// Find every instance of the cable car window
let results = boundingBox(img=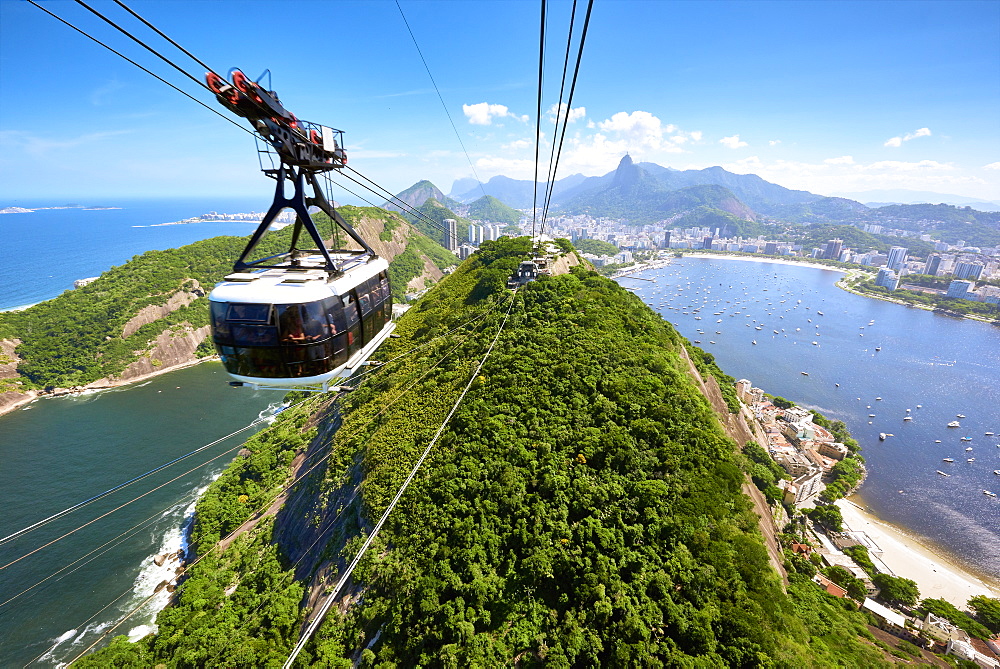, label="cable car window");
[210,302,231,341]
[276,304,327,343]
[357,286,372,316]
[342,293,360,326]
[379,274,390,302]
[230,324,278,347]
[226,303,272,323]
[323,296,346,334]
